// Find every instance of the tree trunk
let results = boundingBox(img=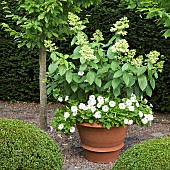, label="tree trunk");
[39,44,48,131]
